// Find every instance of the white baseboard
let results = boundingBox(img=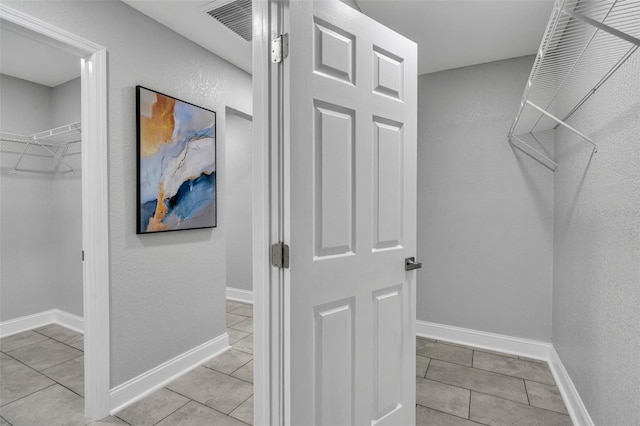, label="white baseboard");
[549,346,594,426]
[1,309,84,338]
[226,287,253,304]
[56,310,84,334]
[110,333,230,414]
[416,320,551,361]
